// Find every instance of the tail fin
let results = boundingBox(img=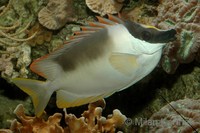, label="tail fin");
[12,78,52,117]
